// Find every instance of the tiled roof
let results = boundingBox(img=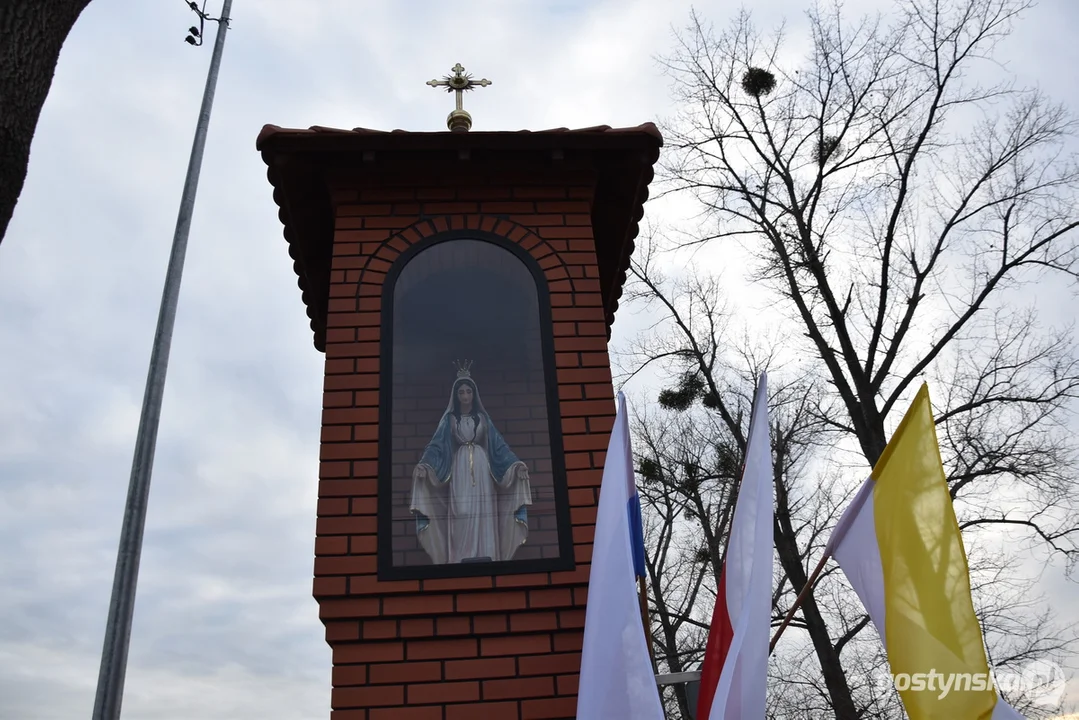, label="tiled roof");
[258,123,662,351]
[256,123,663,148]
